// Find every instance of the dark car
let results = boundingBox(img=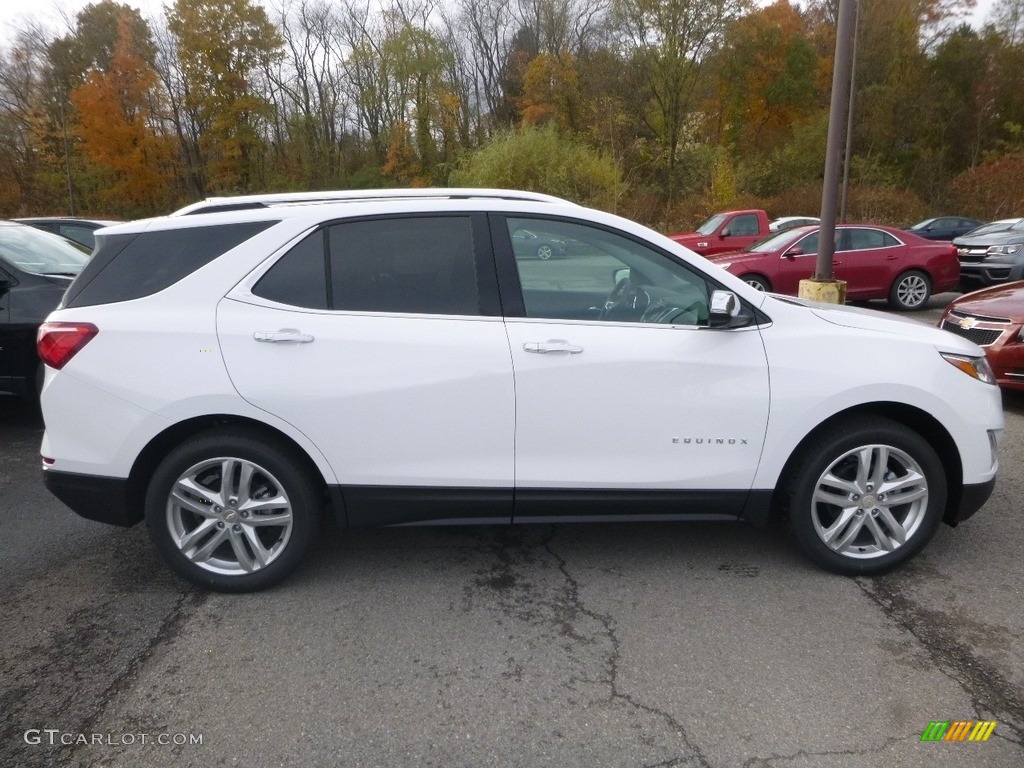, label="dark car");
[953,218,1024,286]
[940,281,1024,391]
[511,227,568,260]
[15,217,120,250]
[907,216,985,241]
[706,224,960,310]
[0,222,91,398]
